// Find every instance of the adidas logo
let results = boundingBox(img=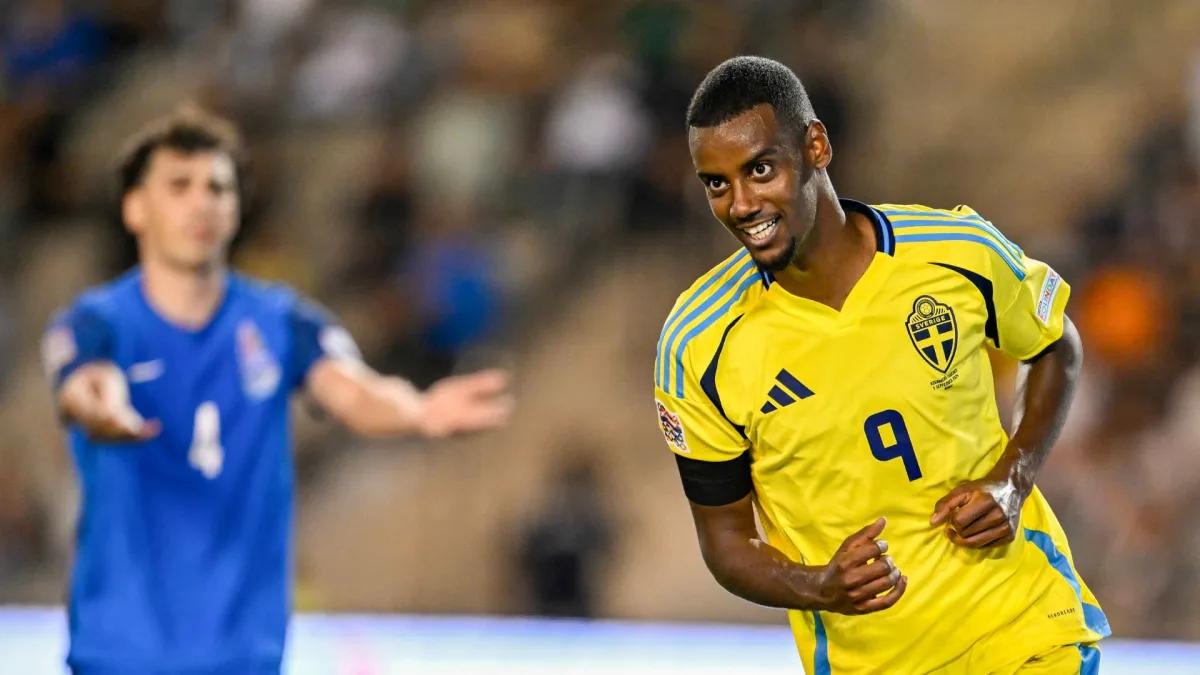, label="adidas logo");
[760,369,814,414]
